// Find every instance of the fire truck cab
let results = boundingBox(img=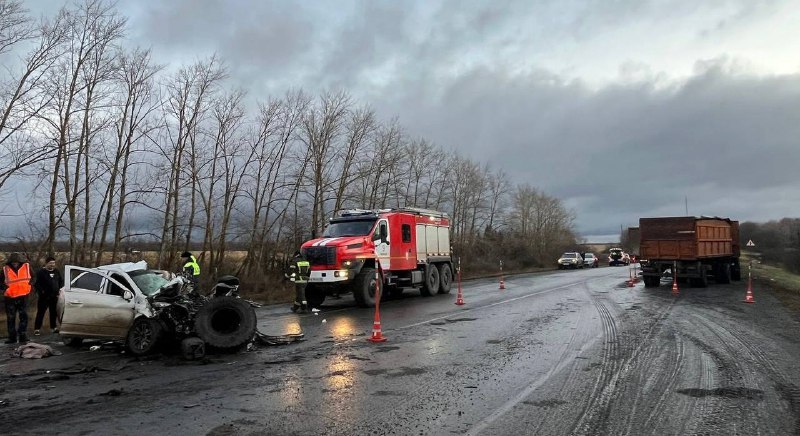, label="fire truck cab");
[300,208,453,308]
